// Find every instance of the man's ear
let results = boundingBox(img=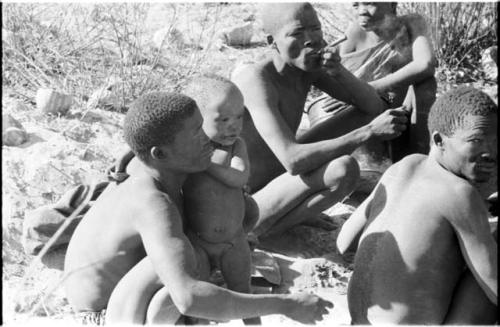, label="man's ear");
[431,131,444,149]
[266,35,274,46]
[150,146,166,160]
